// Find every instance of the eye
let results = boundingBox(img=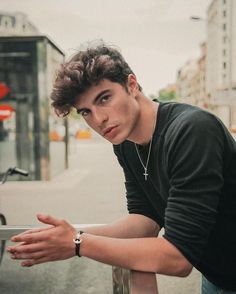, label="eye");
[77,109,90,117]
[99,95,110,104]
